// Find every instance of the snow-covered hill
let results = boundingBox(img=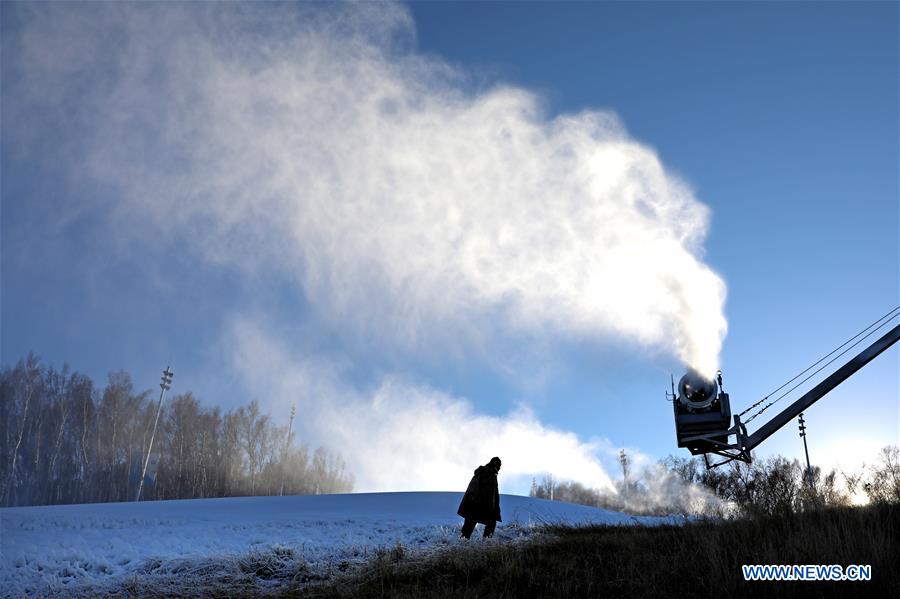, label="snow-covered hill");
[1,492,680,596]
